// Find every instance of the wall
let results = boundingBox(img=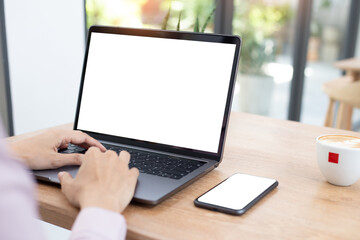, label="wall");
[3,0,86,134]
